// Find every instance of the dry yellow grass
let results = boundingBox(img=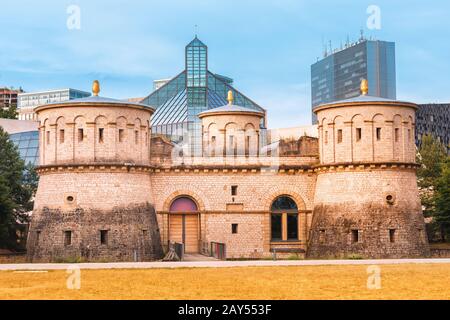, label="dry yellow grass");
[0,264,449,300]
